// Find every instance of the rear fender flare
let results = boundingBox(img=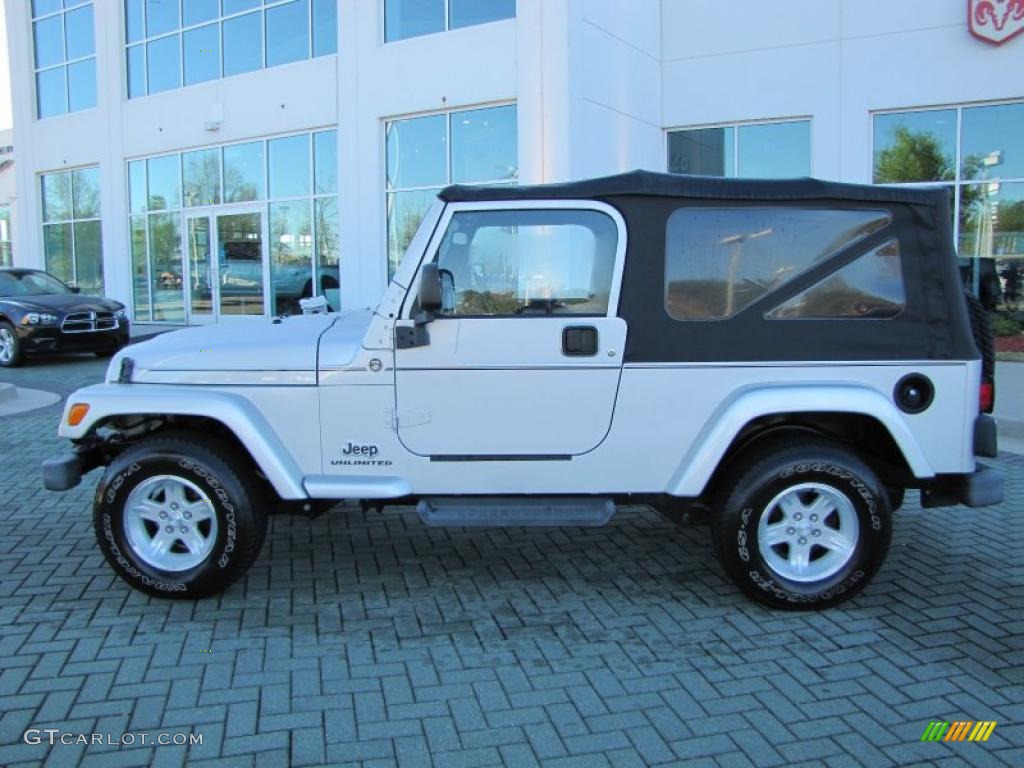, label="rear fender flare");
[666,384,933,497]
